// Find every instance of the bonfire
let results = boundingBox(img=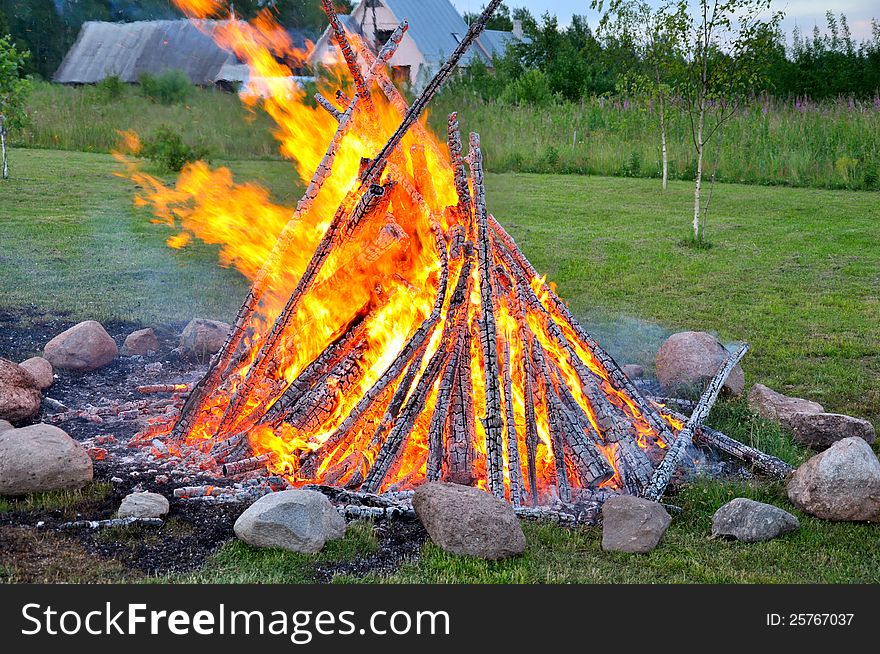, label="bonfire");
[118,0,788,521]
